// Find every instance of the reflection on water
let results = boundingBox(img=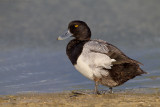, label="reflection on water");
[0,0,160,95]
